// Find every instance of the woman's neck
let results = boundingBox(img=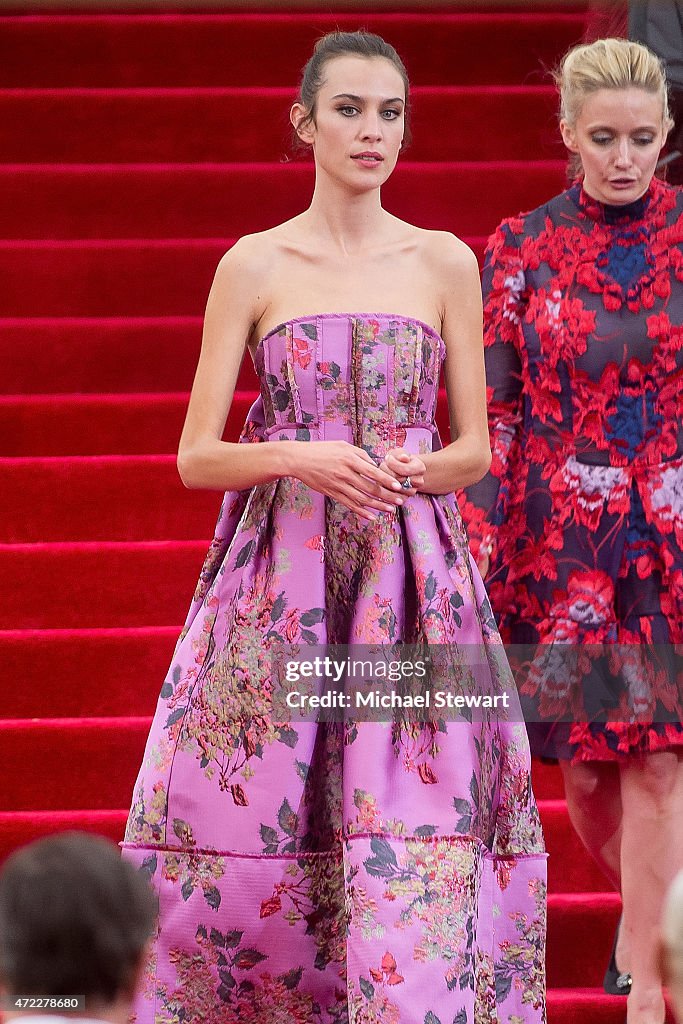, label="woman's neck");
[304,177,389,255]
